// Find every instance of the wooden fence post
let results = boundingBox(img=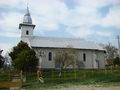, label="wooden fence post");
[105,68,107,74]
[9,70,10,81]
[37,70,39,82]
[64,70,66,81]
[74,69,76,80]
[20,70,23,82]
[92,70,94,77]
[84,71,86,79]
[52,69,54,82]
[111,66,113,73]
